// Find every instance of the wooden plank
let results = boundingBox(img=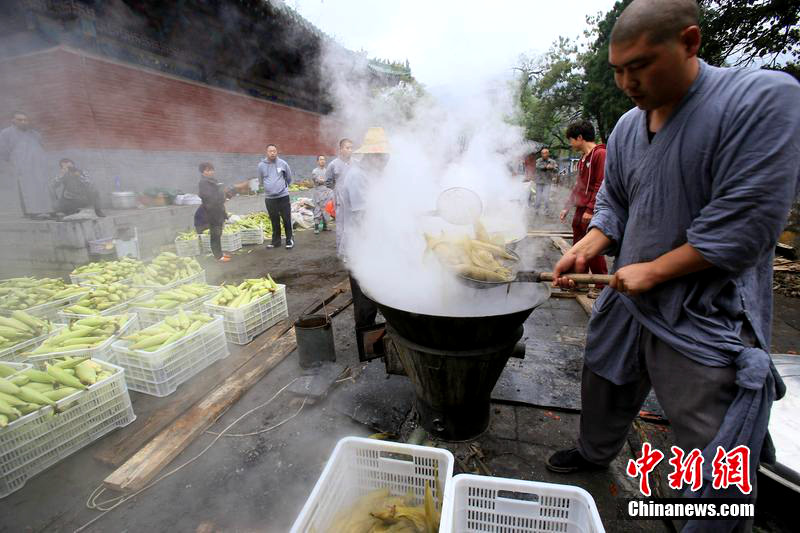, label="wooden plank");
[550,236,572,255]
[104,328,298,493]
[93,319,291,467]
